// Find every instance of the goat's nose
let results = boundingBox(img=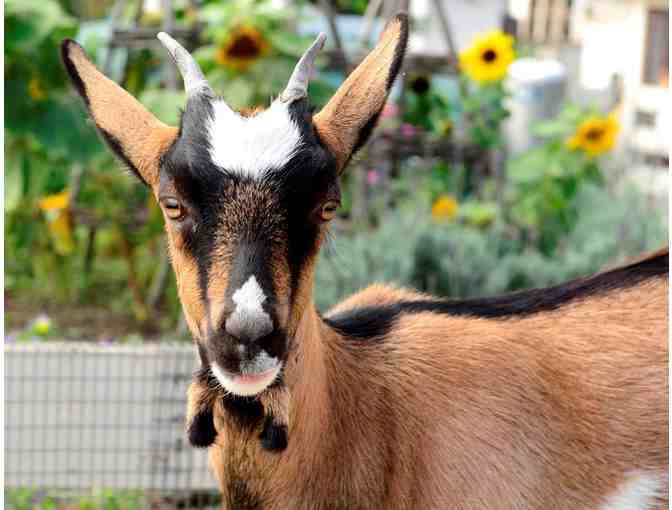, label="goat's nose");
[222,274,274,342]
[223,298,274,344]
[224,310,273,343]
